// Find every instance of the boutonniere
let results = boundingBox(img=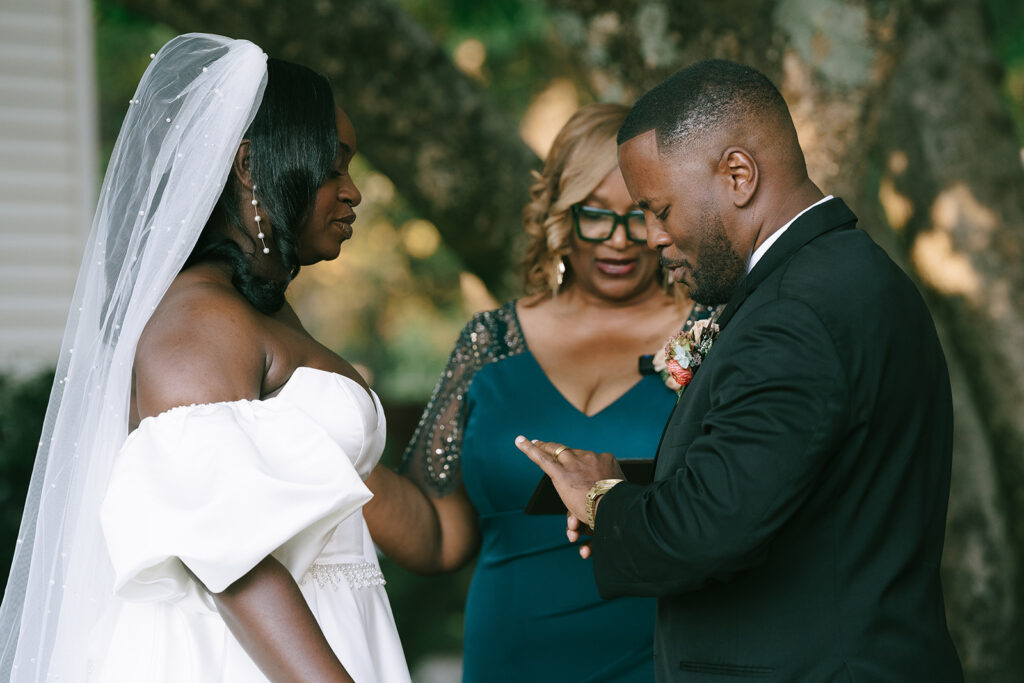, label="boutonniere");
[652,318,720,396]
